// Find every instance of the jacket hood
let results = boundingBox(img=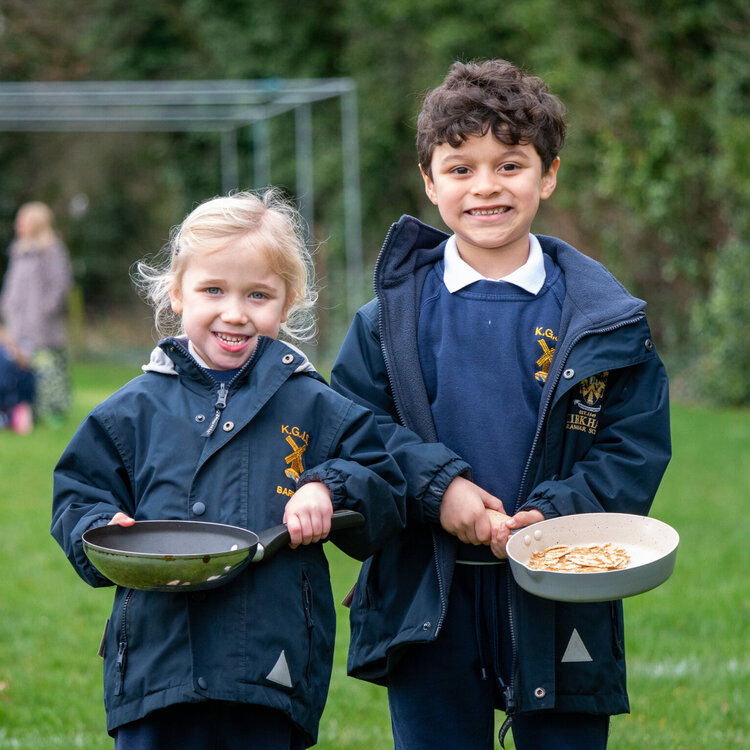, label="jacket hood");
[537,234,646,336]
[375,215,448,289]
[142,335,318,377]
